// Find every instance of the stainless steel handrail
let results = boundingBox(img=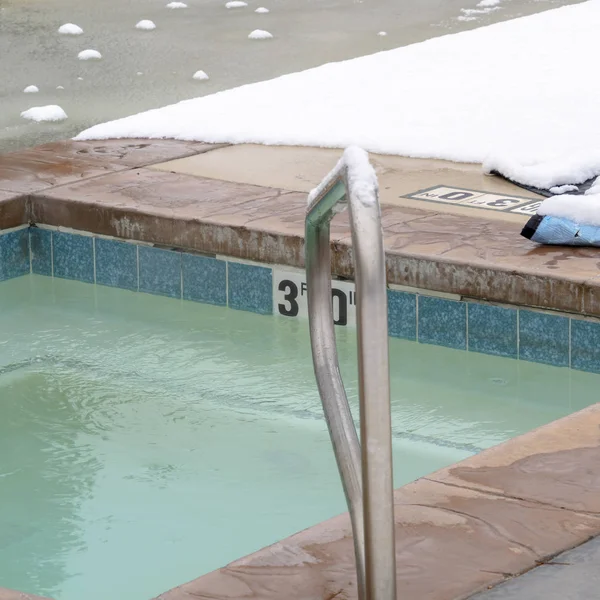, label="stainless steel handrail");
[305,146,396,600]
